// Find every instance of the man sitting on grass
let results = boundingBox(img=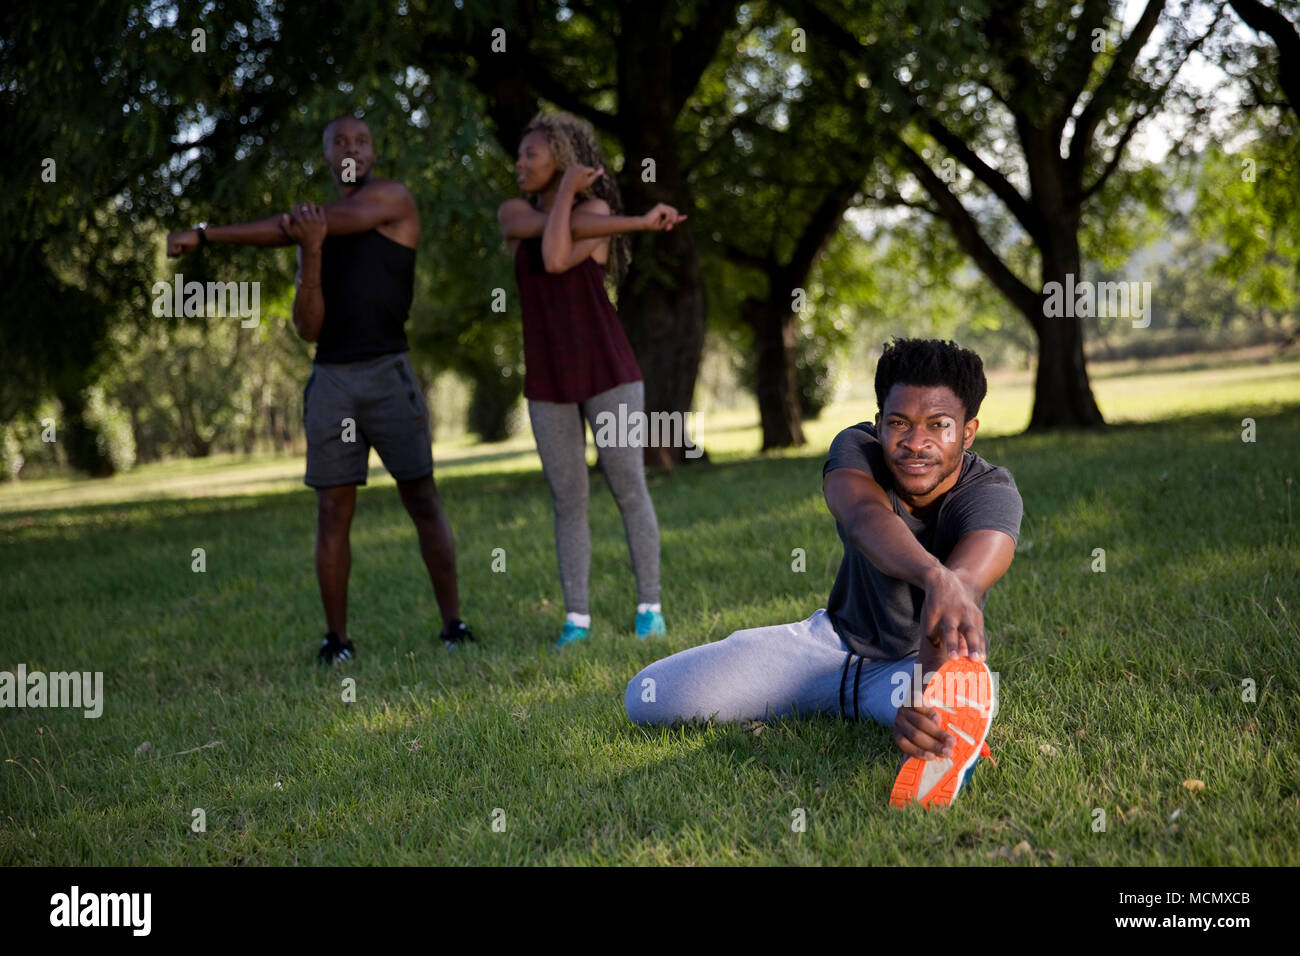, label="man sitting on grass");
[625,337,1023,807]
